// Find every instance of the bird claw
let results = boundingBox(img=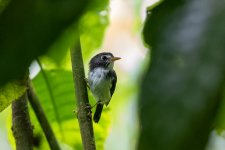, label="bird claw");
[74,103,94,120]
[87,110,92,119]
[85,103,92,119]
[85,103,92,109]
